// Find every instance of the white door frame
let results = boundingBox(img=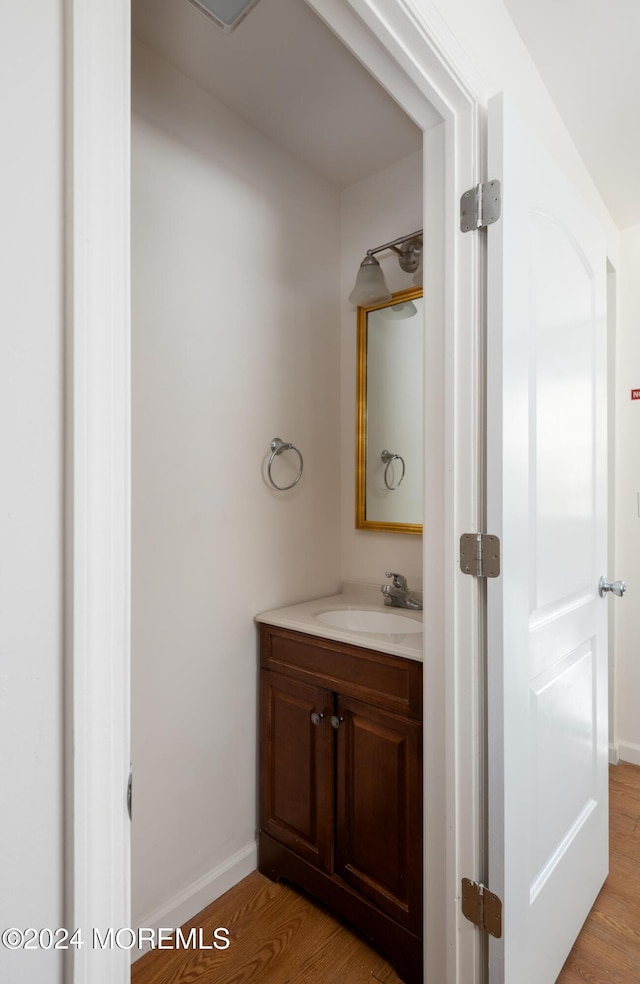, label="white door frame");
[65,2,131,983]
[65,1,486,982]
